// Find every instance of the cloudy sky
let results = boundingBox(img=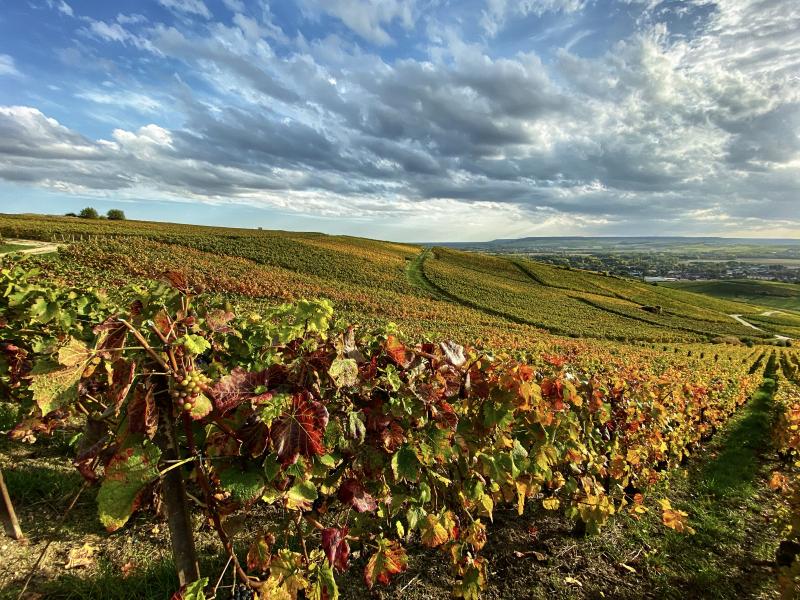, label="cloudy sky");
[0,0,798,241]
